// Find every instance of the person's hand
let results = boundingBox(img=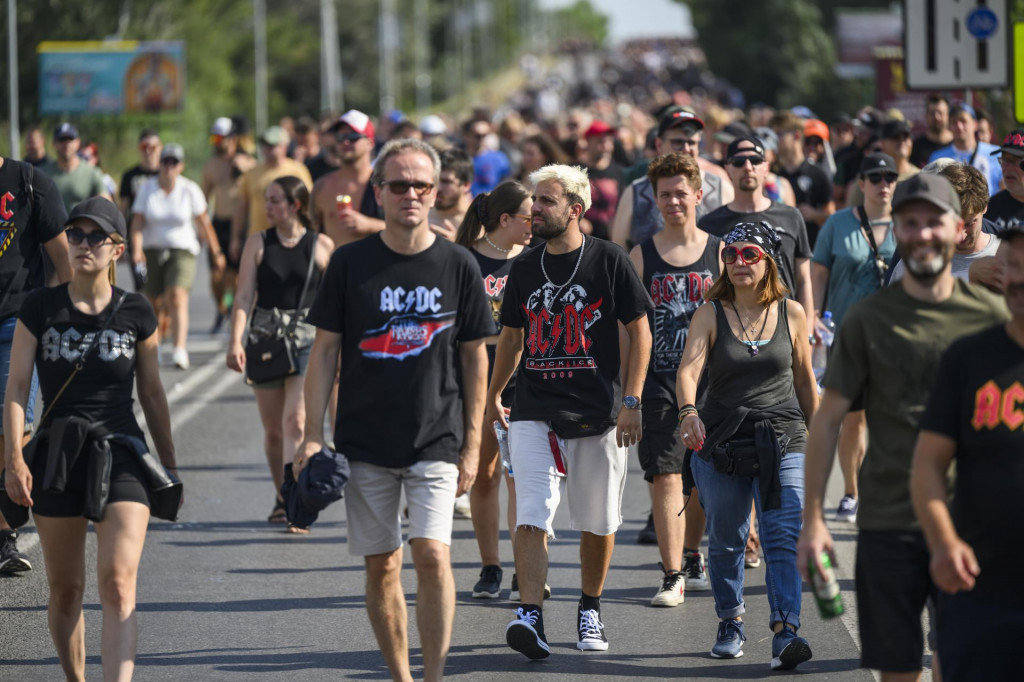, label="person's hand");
[930,537,980,594]
[226,343,245,373]
[485,394,508,430]
[797,515,835,584]
[967,256,1005,293]
[293,440,322,480]
[229,238,242,263]
[429,219,458,241]
[212,251,227,273]
[812,317,830,346]
[337,205,360,231]
[4,457,33,507]
[679,413,706,452]
[132,249,146,267]
[616,405,642,448]
[456,445,479,496]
